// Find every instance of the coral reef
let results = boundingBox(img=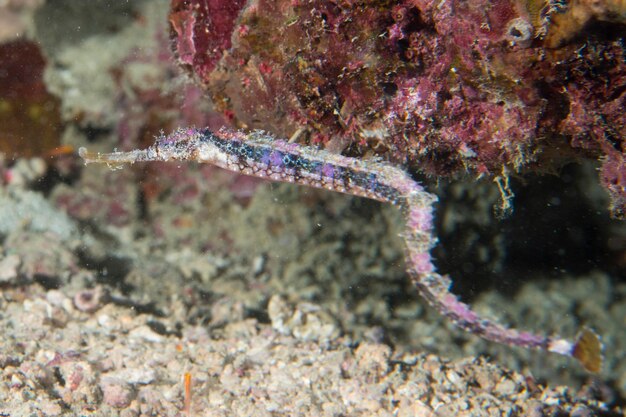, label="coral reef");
[169,0,626,215]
